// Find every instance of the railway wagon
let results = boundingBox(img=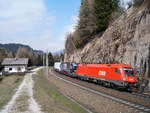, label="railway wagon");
[60,62,78,76]
[76,64,138,88]
[54,62,61,72]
